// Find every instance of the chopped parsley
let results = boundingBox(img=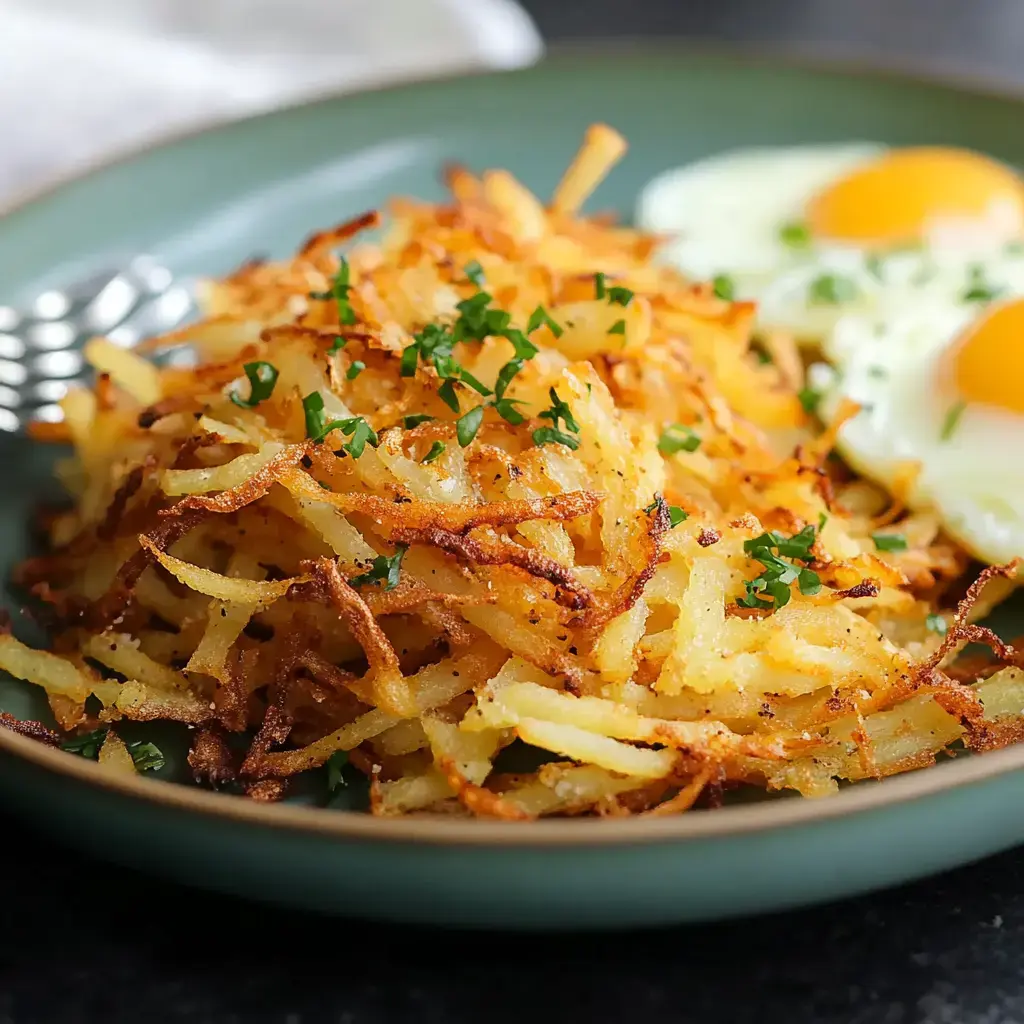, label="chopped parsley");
[593,272,633,306]
[61,728,108,760]
[456,405,485,447]
[62,728,164,772]
[437,379,461,414]
[399,323,493,410]
[400,286,546,428]
[399,288,544,417]
[309,257,357,326]
[940,400,966,441]
[926,613,948,636]
[533,388,581,450]
[327,336,347,354]
[527,305,563,338]
[962,264,1003,303]
[779,222,811,248]
[302,393,378,455]
[738,526,821,611]
[421,441,446,464]
[872,532,909,553]
[402,413,434,429]
[349,544,407,591]
[229,361,278,409]
[128,740,166,772]
[658,423,701,455]
[643,497,688,528]
[464,260,485,287]
[346,360,366,381]
[326,750,349,792]
[452,292,512,343]
[335,417,379,458]
[712,274,735,301]
[490,328,538,425]
[808,273,859,305]
[608,319,626,336]
[798,387,821,415]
